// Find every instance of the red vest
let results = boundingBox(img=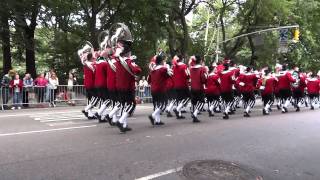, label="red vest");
[190,65,207,92]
